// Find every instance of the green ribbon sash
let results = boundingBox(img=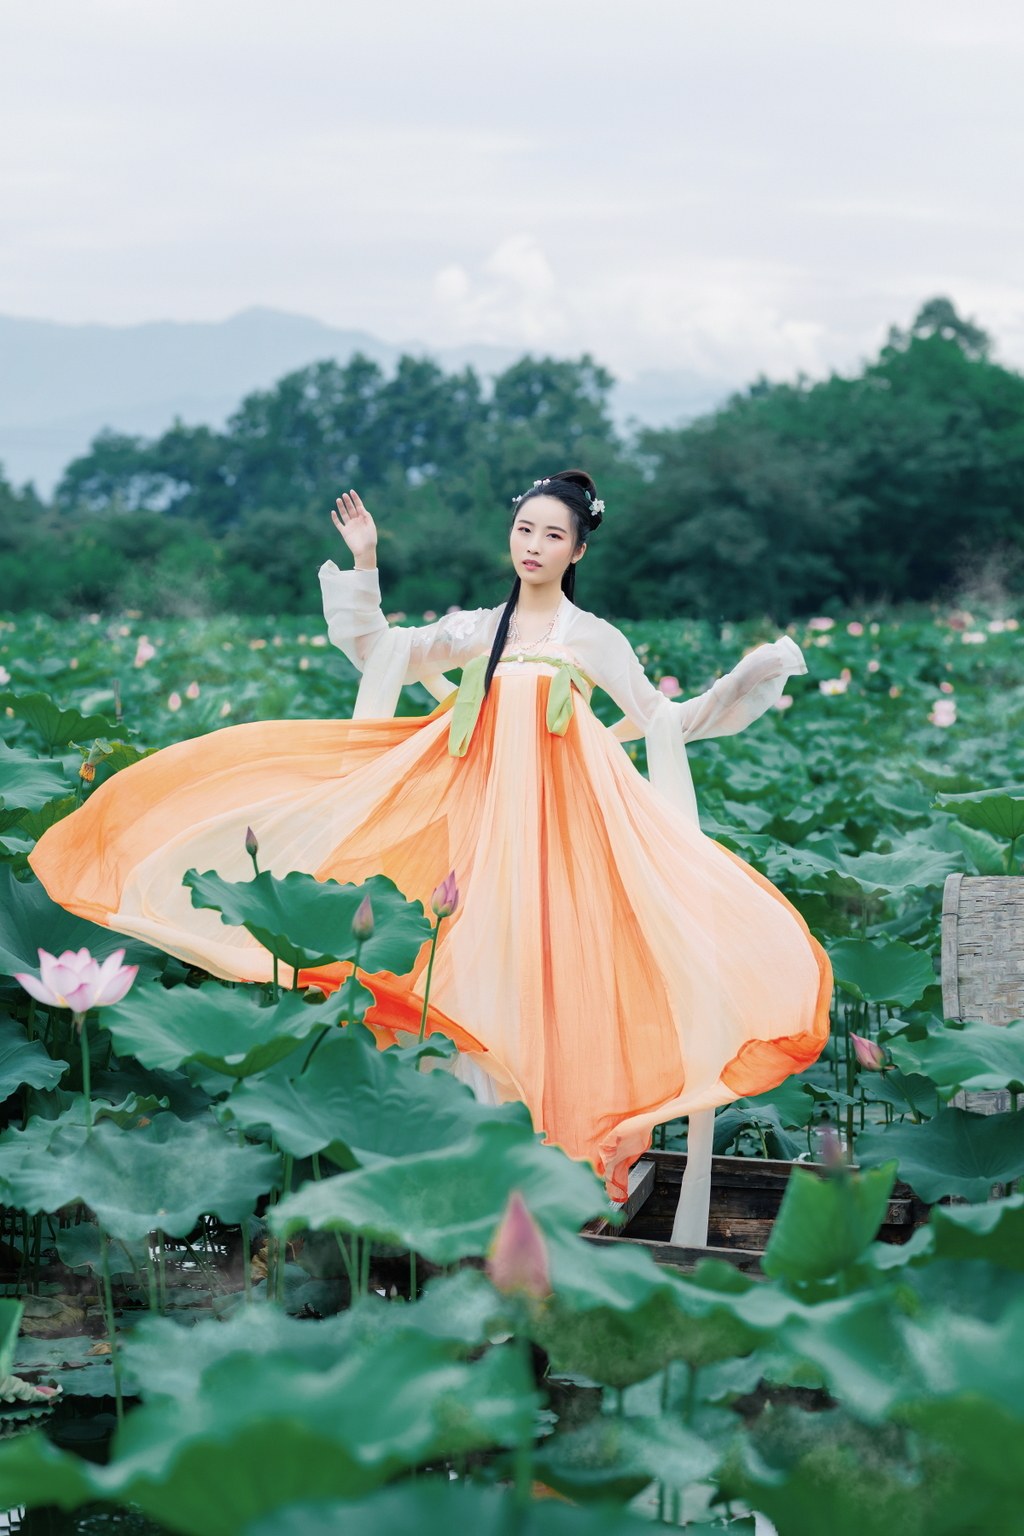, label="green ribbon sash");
[447,654,593,758]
